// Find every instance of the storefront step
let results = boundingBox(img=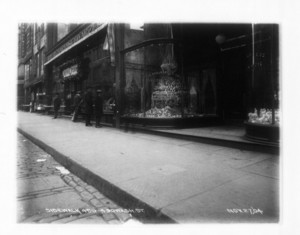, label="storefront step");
[120,124,279,155]
[35,111,279,154]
